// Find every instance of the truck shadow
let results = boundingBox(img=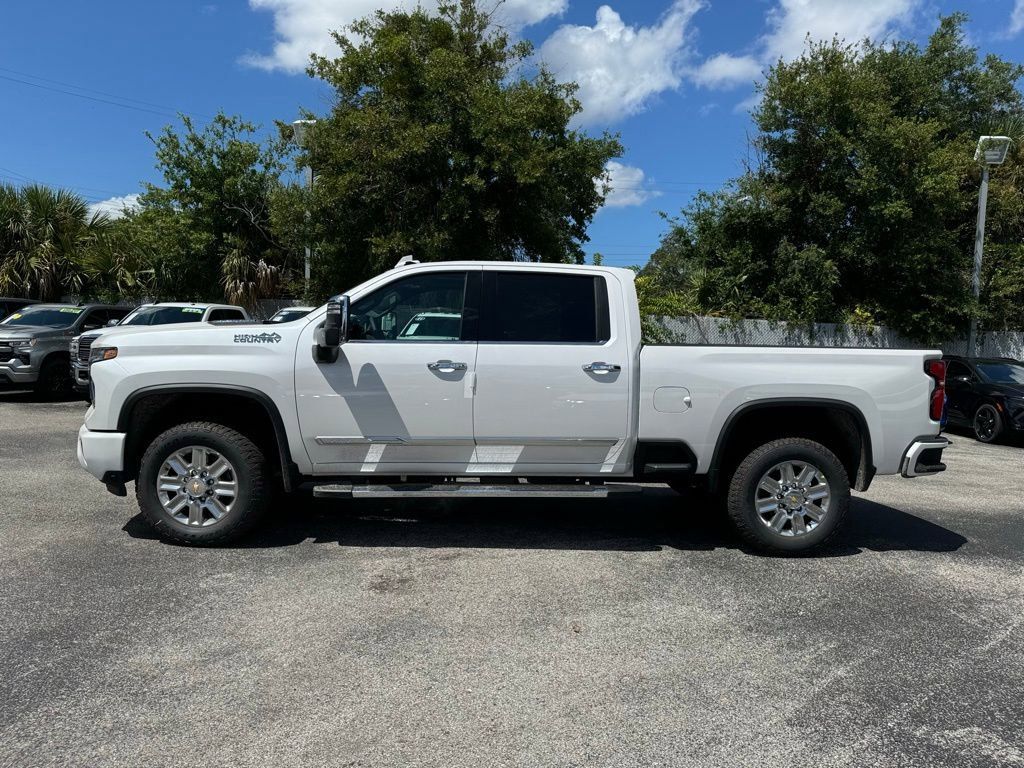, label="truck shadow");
[123,490,967,557]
